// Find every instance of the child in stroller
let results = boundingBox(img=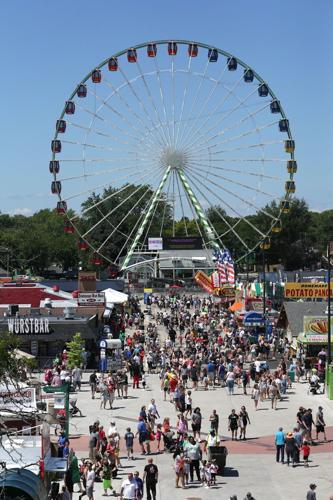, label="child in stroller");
[162,430,177,452]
